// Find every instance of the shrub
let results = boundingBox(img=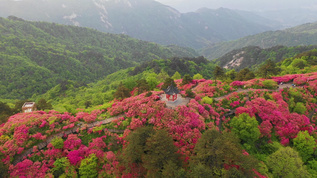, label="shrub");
[51,137,64,149]
[145,91,152,97]
[262,80,277,89]
[79,154,98,177]
[186,89,196,98]
[201,96,213,105]
[293,102,307,114]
